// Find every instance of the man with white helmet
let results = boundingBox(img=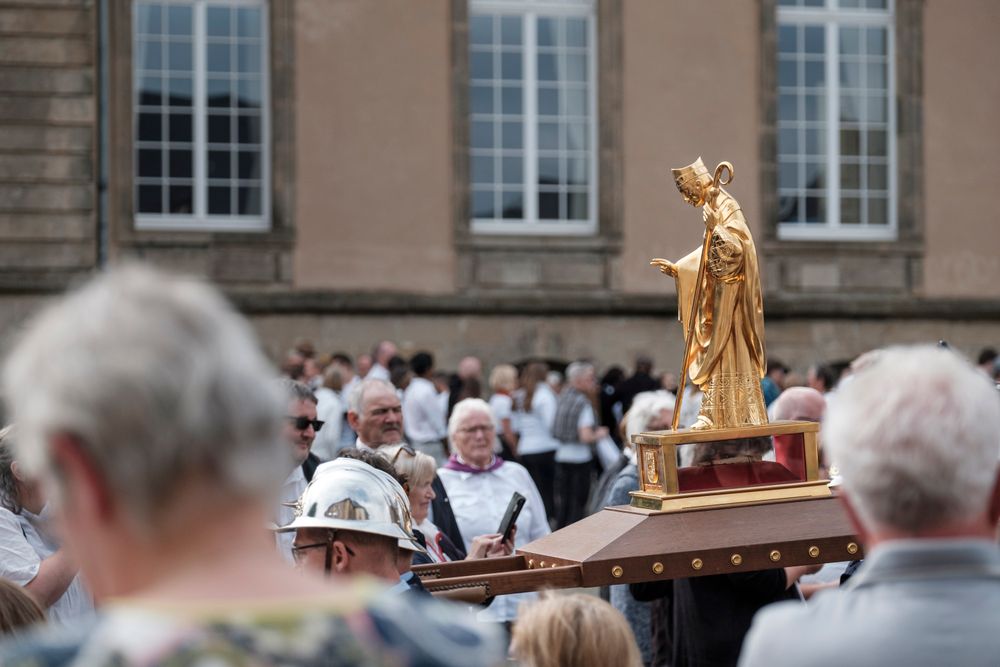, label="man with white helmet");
[281,458,426,593]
